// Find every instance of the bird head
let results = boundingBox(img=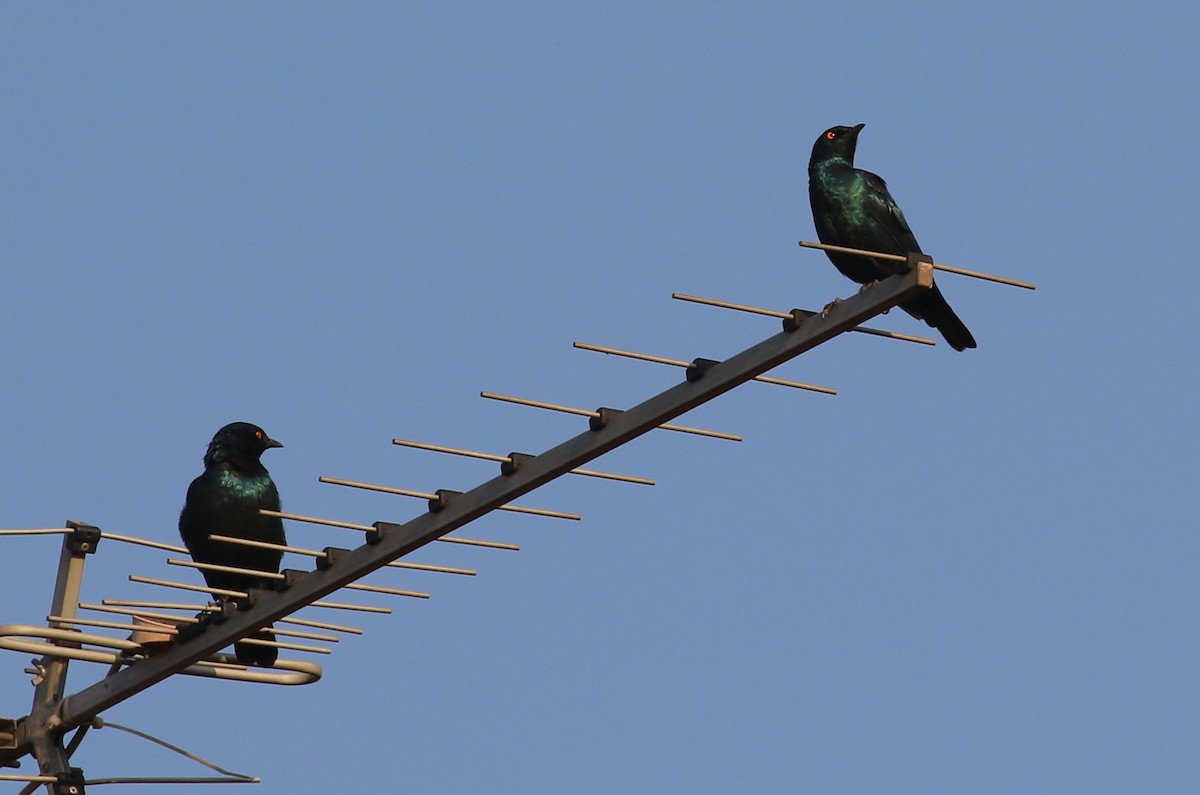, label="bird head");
[203,422,283,471]
[809,123,865,167]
